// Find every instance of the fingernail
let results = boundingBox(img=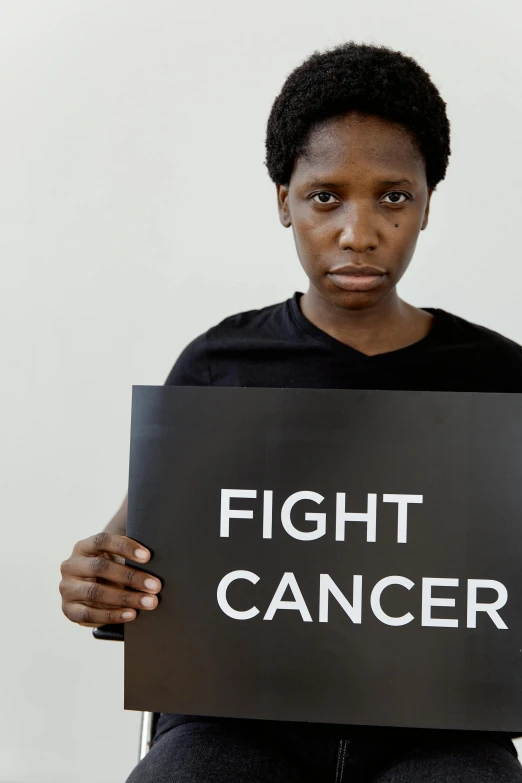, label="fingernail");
[134,548,149,560]
[141,596,155,608]
[144,578,160,591]
[122,611,135,619]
